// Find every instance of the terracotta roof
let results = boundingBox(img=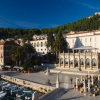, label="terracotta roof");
[0,41,20,46]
